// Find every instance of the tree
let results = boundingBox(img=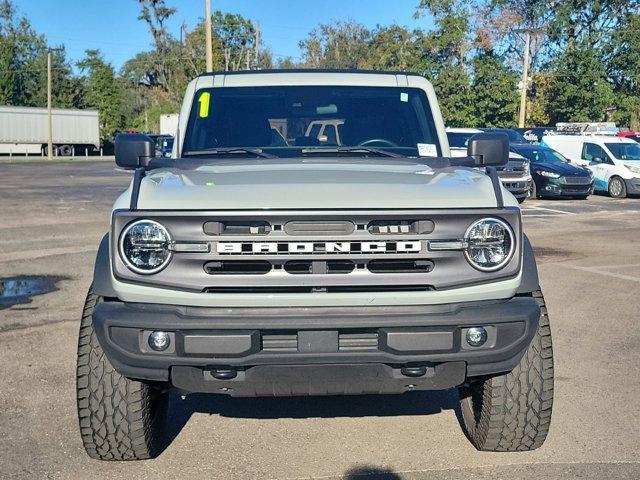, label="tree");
[78,49,127,139]
[299,20,372,68]
[472,53,519,127]
[546,44,615,123]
